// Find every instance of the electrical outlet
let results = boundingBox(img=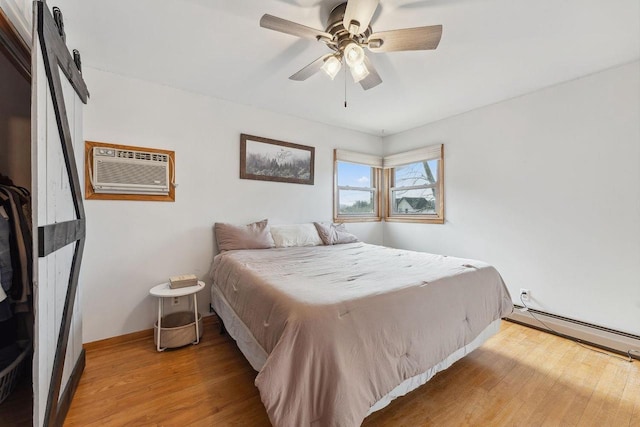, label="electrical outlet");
[172,296,180,306]
[520,289,530,302]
